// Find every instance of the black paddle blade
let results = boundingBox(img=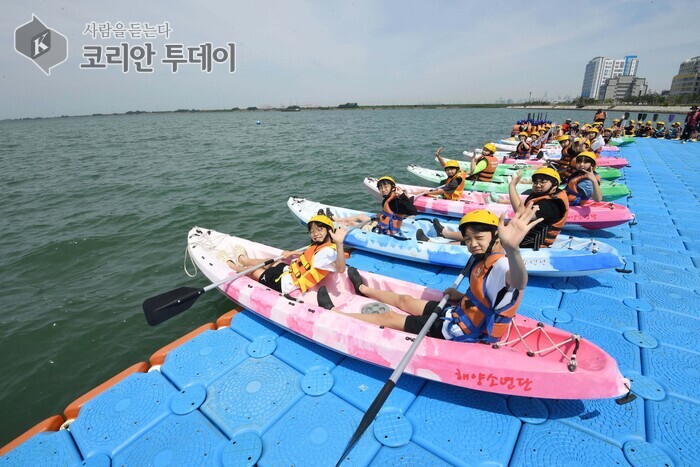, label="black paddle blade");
[142,286,205,326]
[653,113,658,121]
[624,112,630,119]
[637,113,642,120]
[335,380,395,466]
